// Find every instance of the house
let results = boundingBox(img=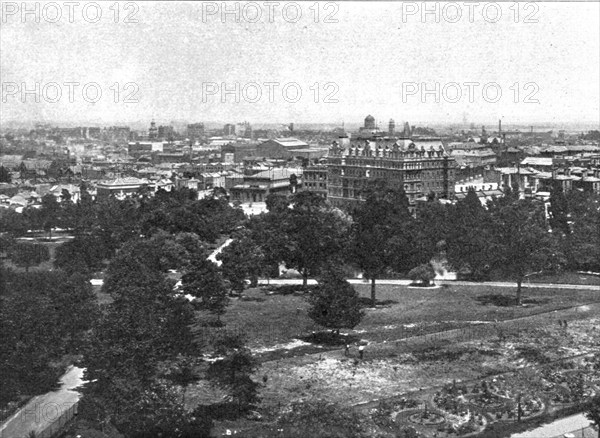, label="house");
[230,167,303,203]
